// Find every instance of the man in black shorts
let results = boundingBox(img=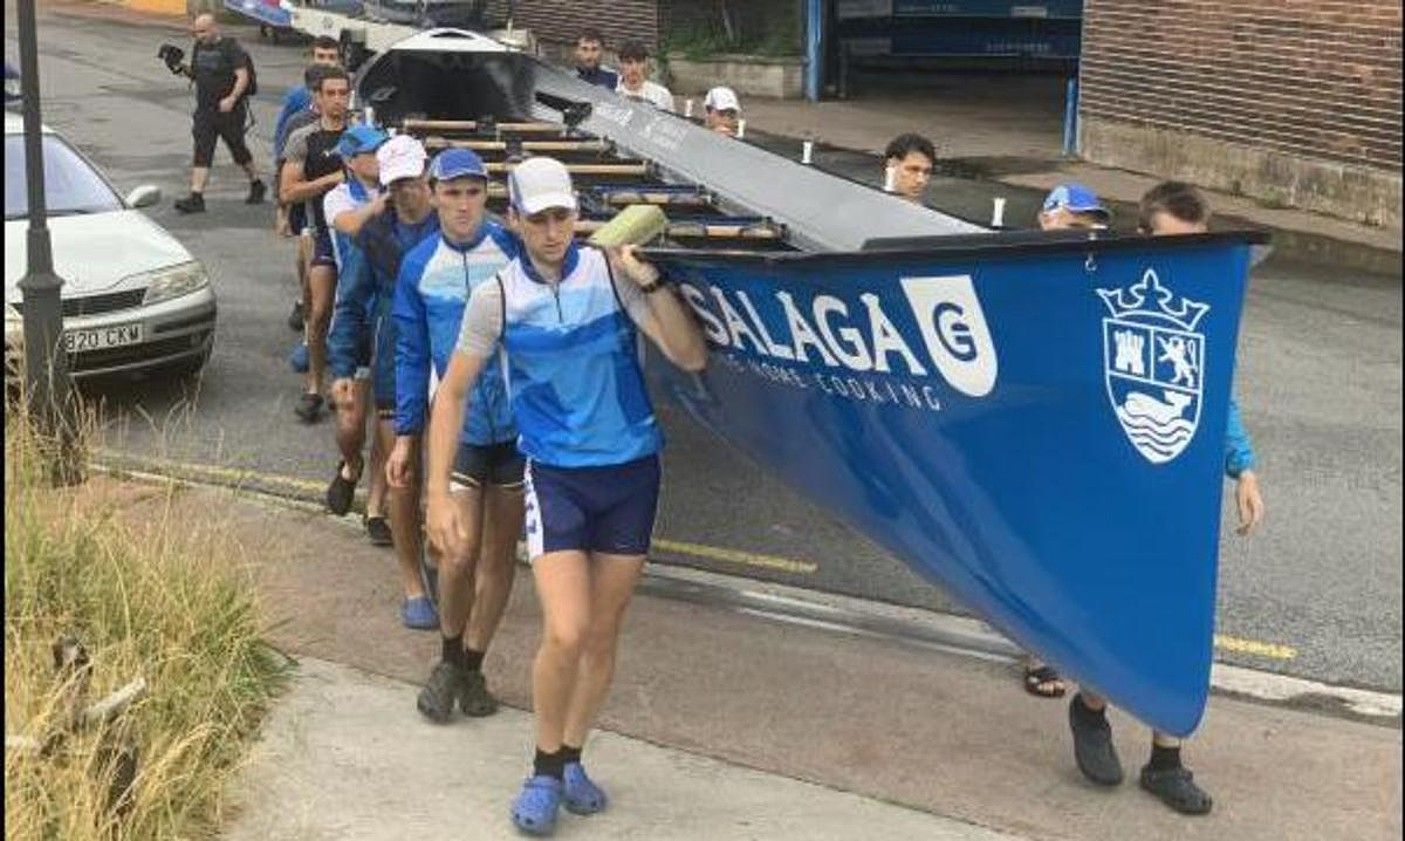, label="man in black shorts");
[280,68,351,422]
[172,13,265,214]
